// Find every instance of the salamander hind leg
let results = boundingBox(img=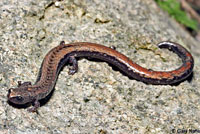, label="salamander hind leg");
[68,56,78,75]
